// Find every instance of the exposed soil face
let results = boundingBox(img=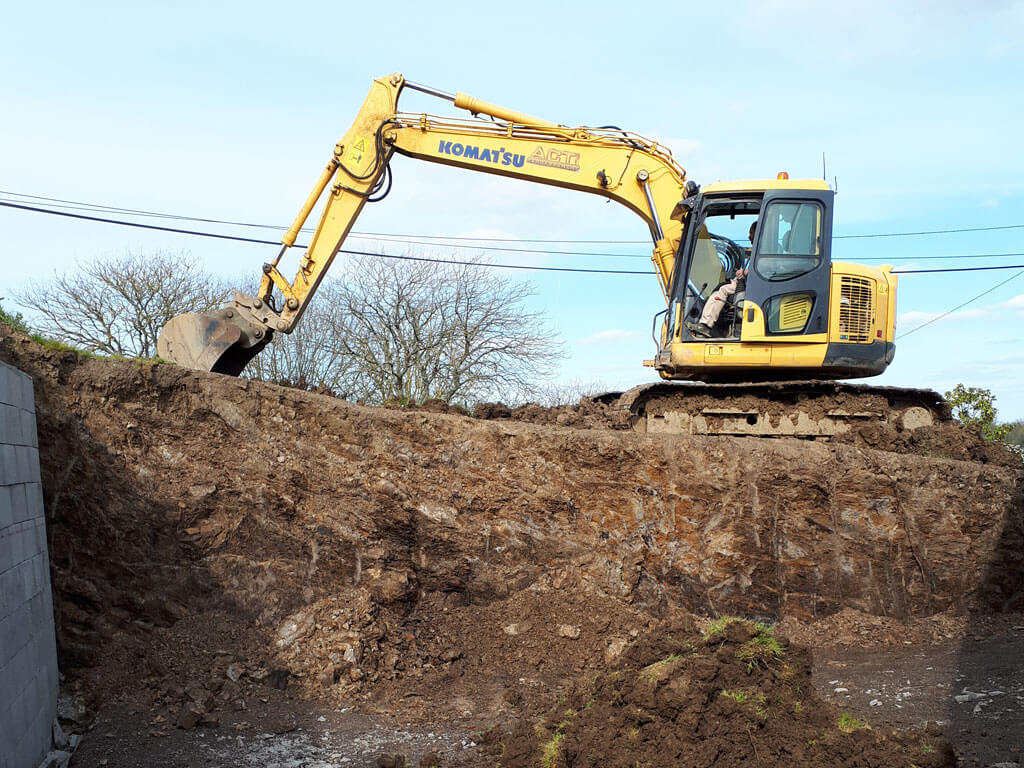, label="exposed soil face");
[1,326,1021,766]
